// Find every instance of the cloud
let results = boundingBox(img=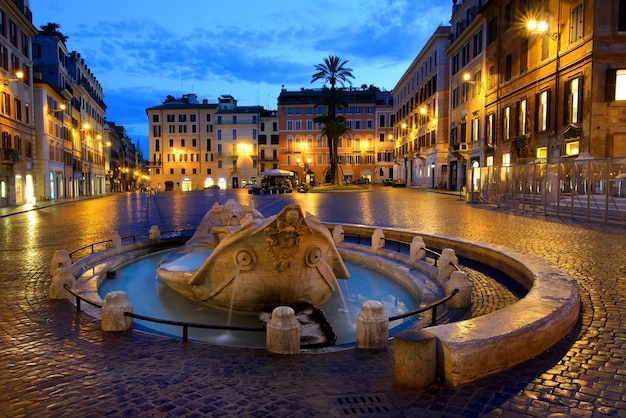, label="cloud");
[32,0,451,154]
